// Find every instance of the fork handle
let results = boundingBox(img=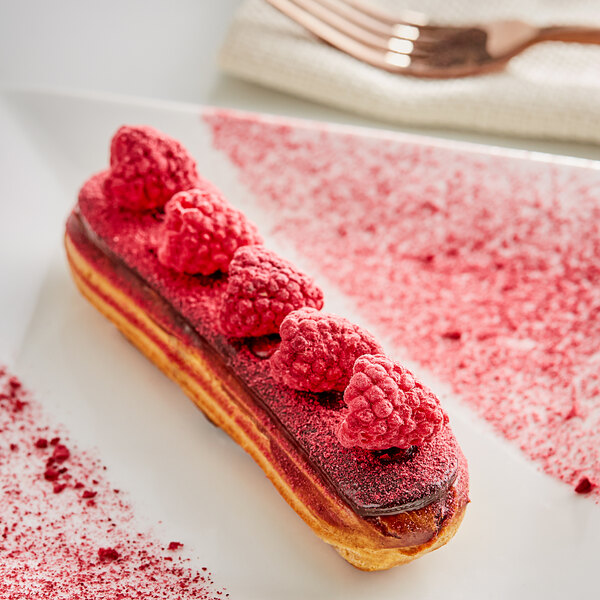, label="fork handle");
[539,26,600,44]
